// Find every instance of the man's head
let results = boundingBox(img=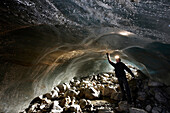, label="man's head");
[115,55,121,62]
